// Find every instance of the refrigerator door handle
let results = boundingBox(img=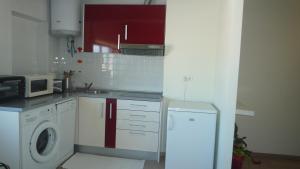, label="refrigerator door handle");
[168,114,174,130]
